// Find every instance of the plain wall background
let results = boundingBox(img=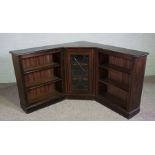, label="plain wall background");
[0,33,155,83]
